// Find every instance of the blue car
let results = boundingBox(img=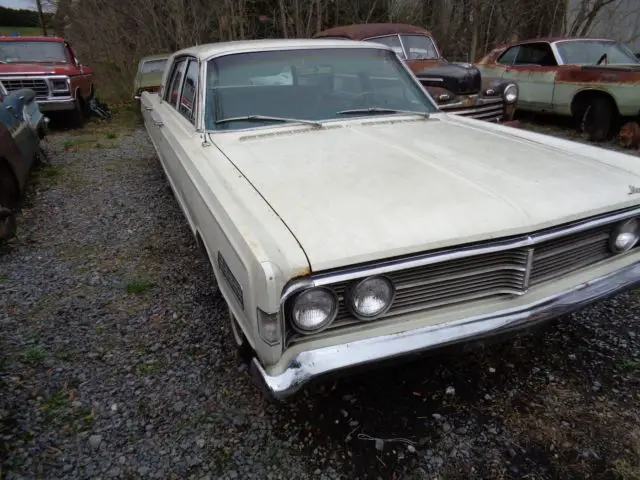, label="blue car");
[0,87,48,240]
